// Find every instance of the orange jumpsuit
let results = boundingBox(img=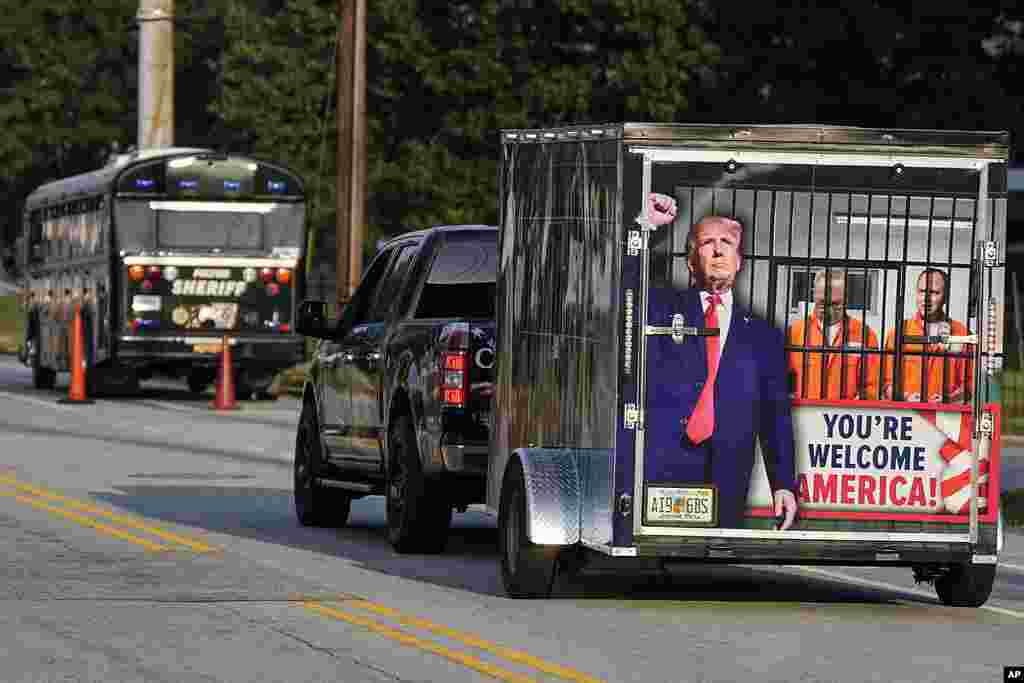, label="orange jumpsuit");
[787,316,881,400]
[883,317,973,403]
